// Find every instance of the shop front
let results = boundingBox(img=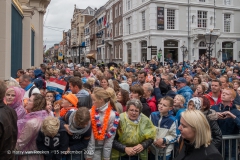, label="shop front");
[164,40,178,62]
